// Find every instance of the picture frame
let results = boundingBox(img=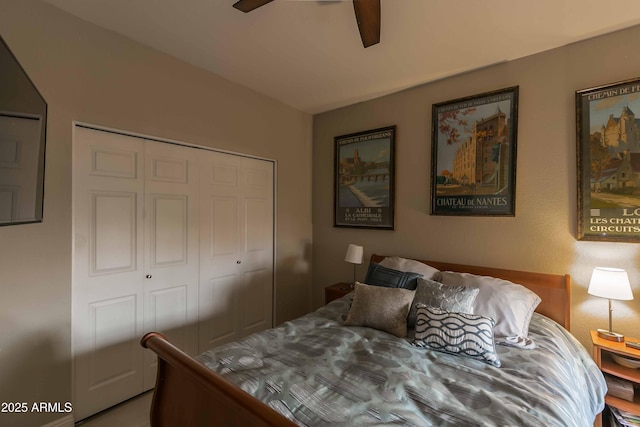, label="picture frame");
[431,86,519,216]
[576,77,640,242]
[334,126,395,229]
